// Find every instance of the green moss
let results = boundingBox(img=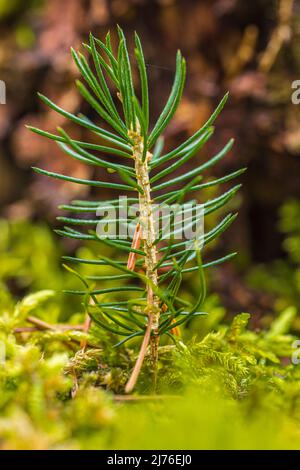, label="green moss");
[0,219,300,449]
